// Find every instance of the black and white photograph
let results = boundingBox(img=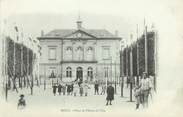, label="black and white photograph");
[0,0,183,117]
